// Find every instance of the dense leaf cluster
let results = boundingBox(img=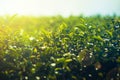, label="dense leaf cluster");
[0,15,120,80]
